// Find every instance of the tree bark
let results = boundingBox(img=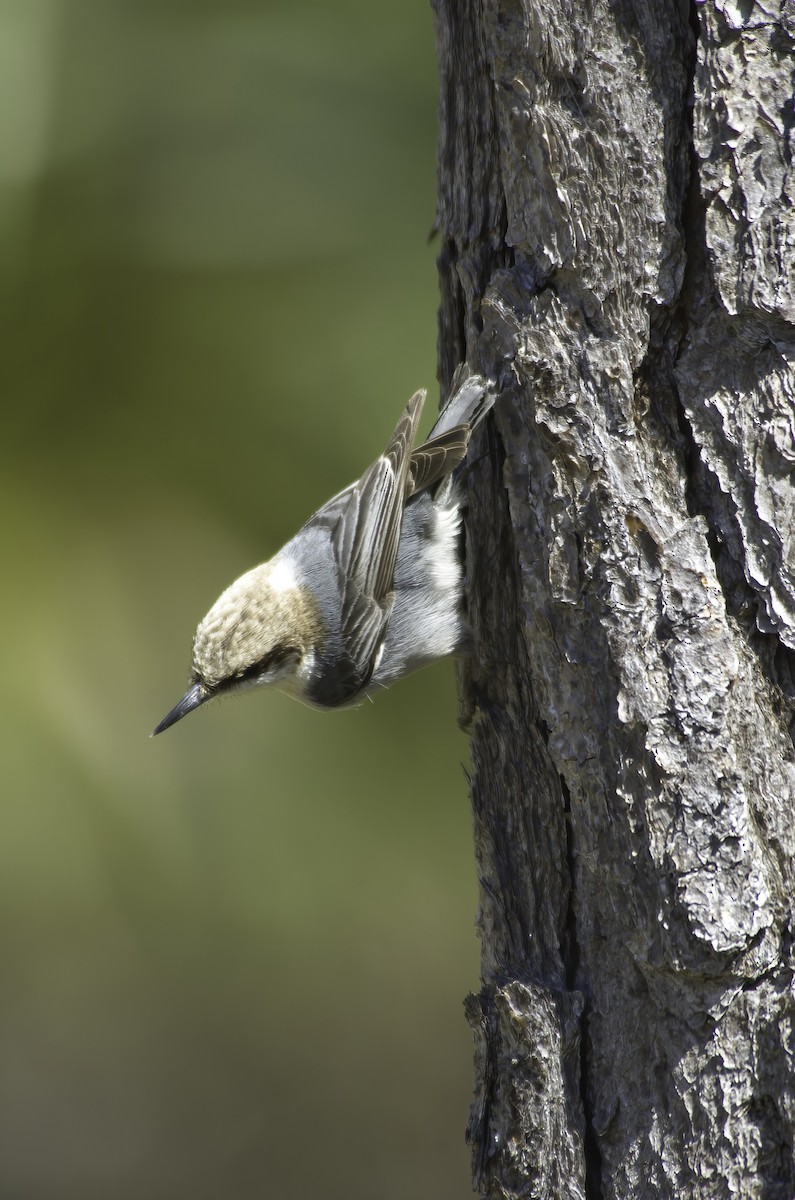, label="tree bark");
[432,1,795,1197]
